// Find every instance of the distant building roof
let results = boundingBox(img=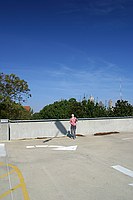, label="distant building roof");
[23,106,31,112]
